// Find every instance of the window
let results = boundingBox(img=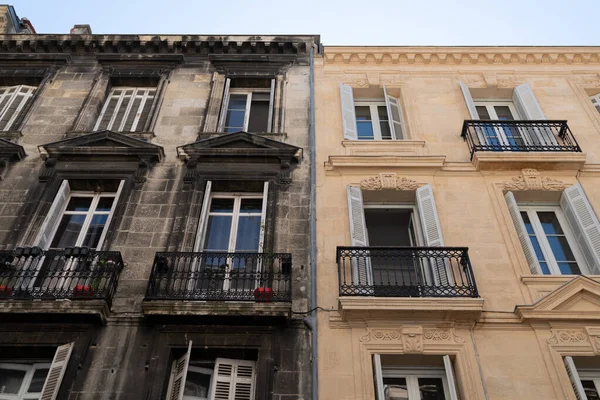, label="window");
[473,100,526,148]
[218,79,275,133]
[340,84,406,140]
[0,85,36,131]
[34,180,124,251]
[564,356,600,400]
[94,87,156,132]
[373,355,459,400]
[505,184,600,276]
[591,93,600,114]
